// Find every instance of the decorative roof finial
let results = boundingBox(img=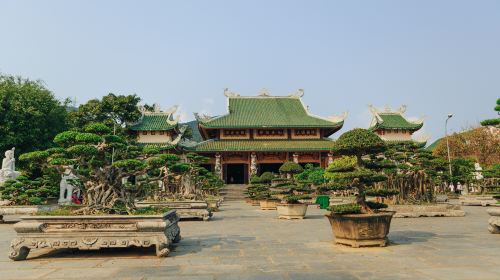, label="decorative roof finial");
[224,88,239,97]
[153,103,161,113]
[399,105,407,114]
[289,89,304,98]
[384,104,391,113]
[258,88,270,97]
